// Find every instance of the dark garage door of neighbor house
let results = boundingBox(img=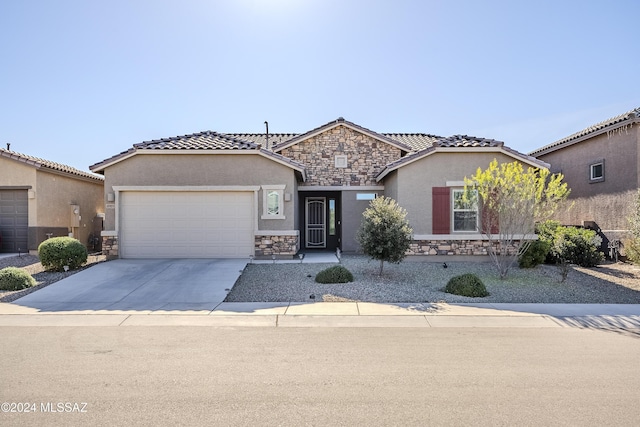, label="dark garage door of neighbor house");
[0,189,28,253]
